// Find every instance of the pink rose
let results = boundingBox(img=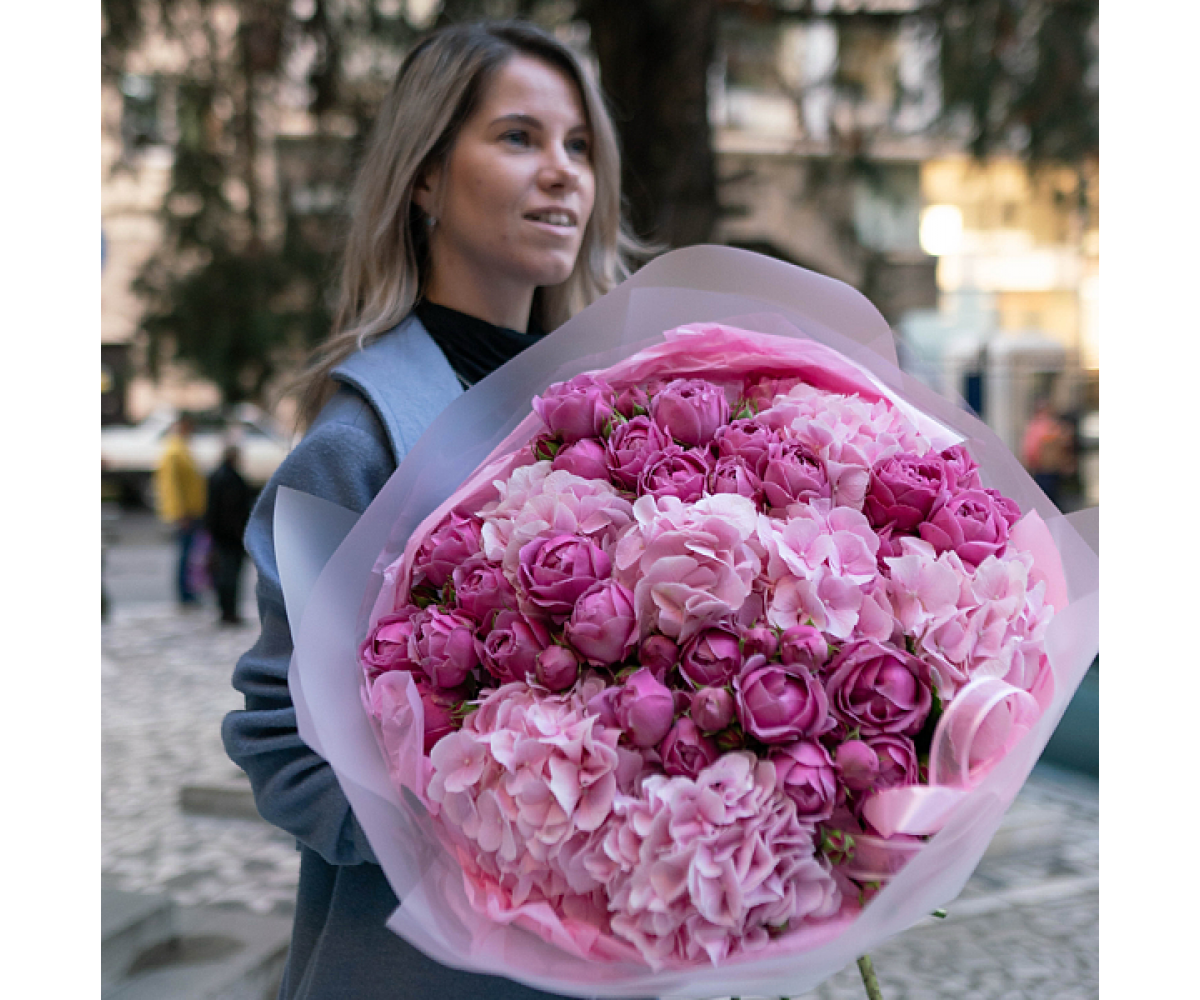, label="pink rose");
[478,609,550,684]
[940,443,983,489]
[761,439,832,510]
[638,634,679,679]
[690,685,735,733]
[564,579,638,666]
[614,668,676,747]
[650,378,731,446]
[359,607,421,685]
[659,717,719,778]
[708,454,764,504]
[771,739,838,821]
[550,437,610,480]
[416,679,463,753]
[615,384,650,418]
[412,512,483,590]
[679,623,743,688]
[535,644,580,692]
[712,416,780,474]
[919,488,1021,568]
[409,607,479,690]
[517,533,612,617]
[864,452,953,533]
[450,556,517,628]
[867,733,920,791]
[735,661,833,743]
[779,624,830,671]
[834,739,879,792]
[604,415,672,490]
[638,444,713,502]
[740,624,779,661]
[825,639,933,737]
[532,373,617,442]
